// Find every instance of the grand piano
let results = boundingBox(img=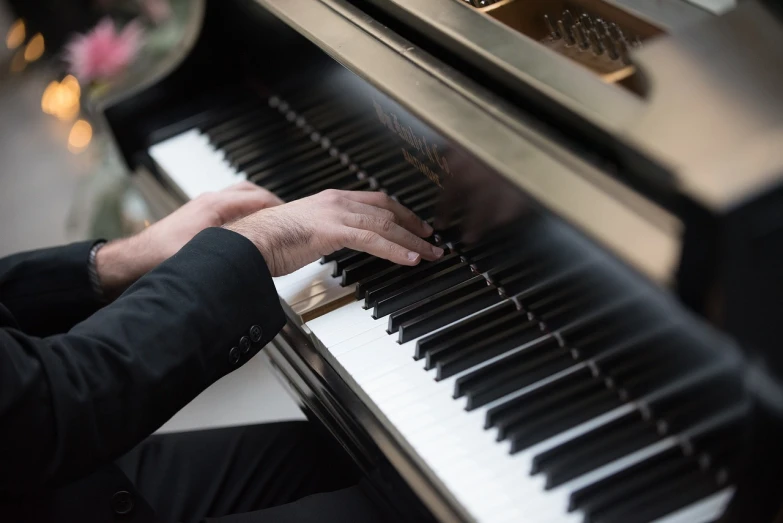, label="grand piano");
[96,0,783,521]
